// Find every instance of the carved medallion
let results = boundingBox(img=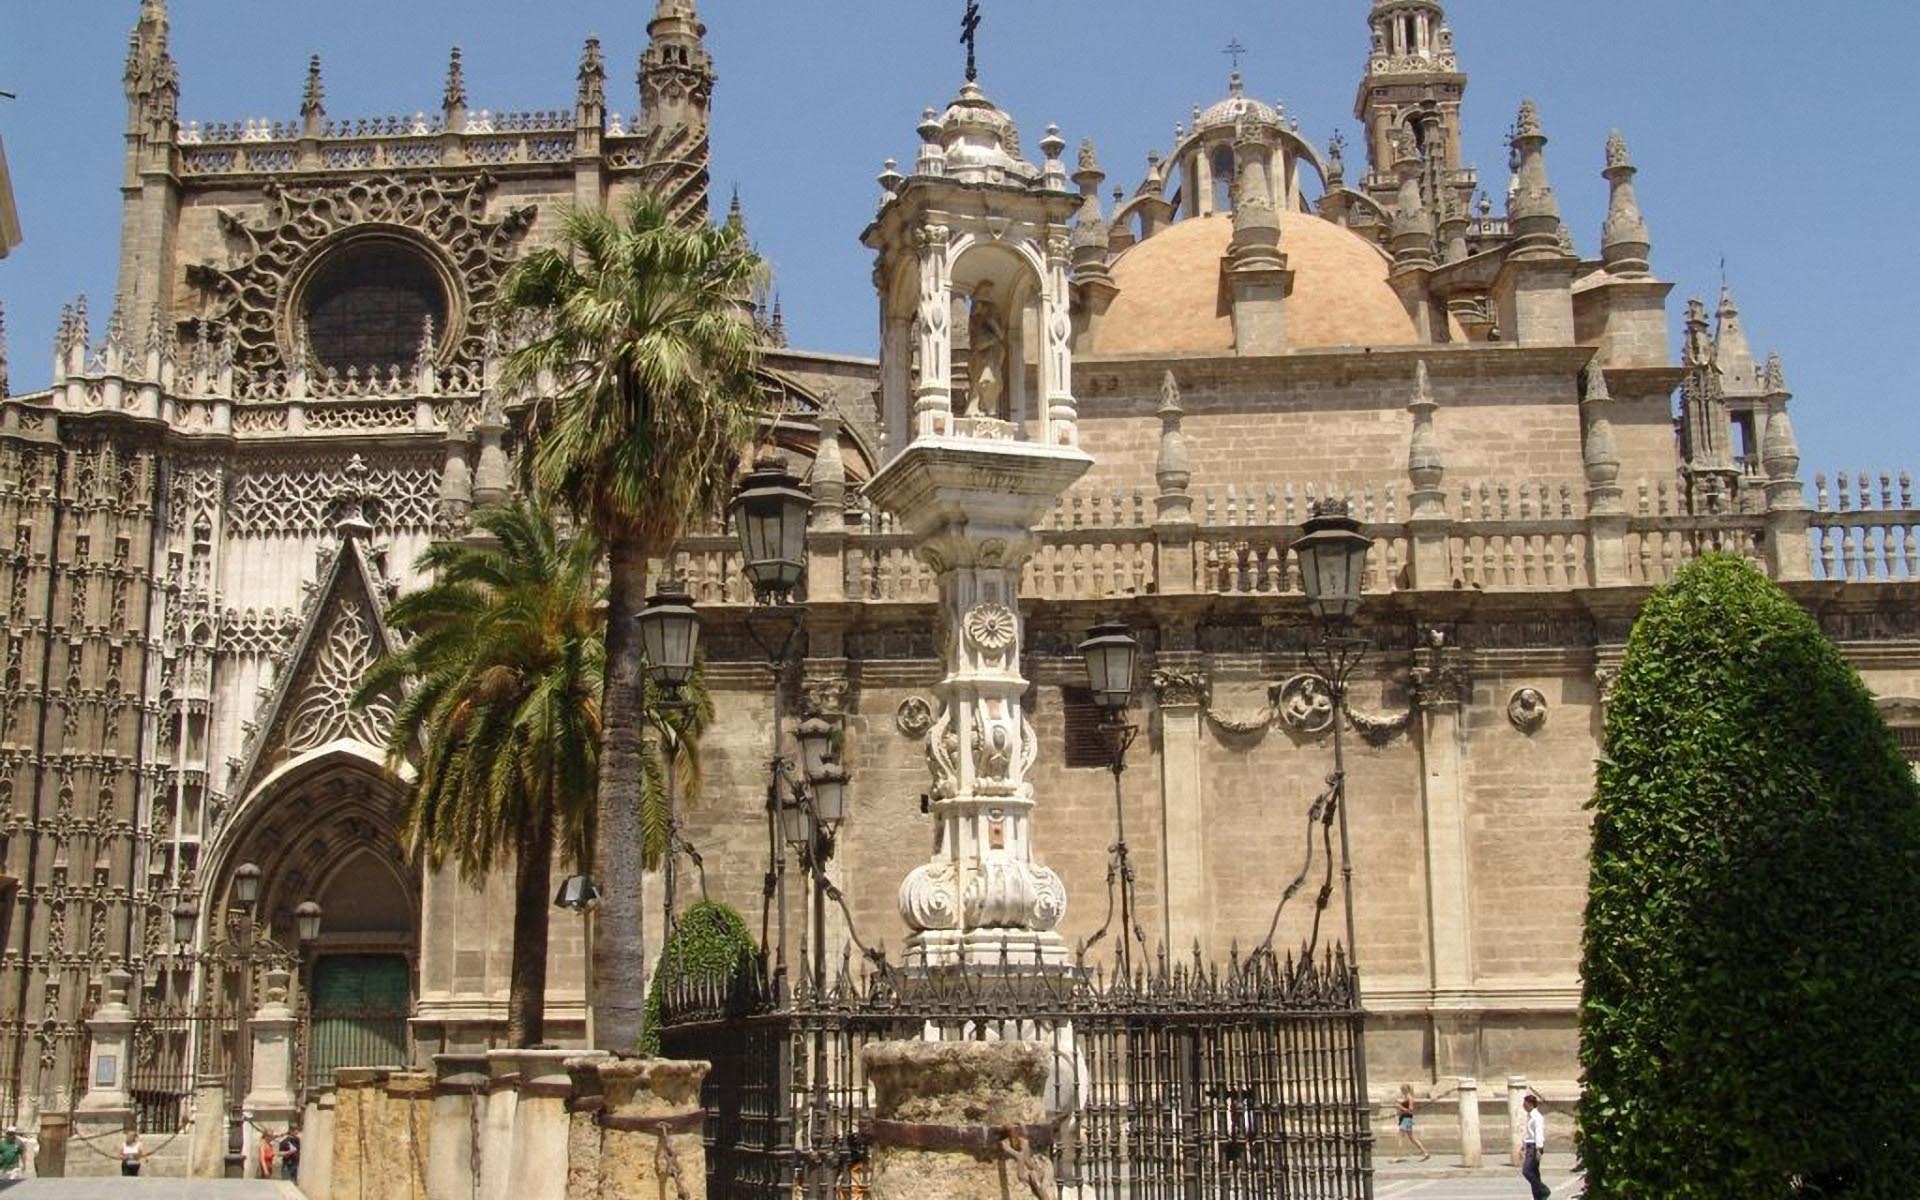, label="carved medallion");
[895,695,935,739]
[1507,687,1548,734]
[963,602,1018,652]
[1276,673,1336,735]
